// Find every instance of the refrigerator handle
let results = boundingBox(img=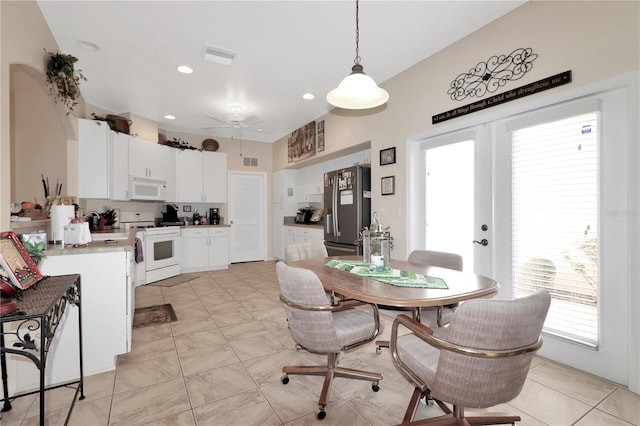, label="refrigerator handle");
[333,181,340,236]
